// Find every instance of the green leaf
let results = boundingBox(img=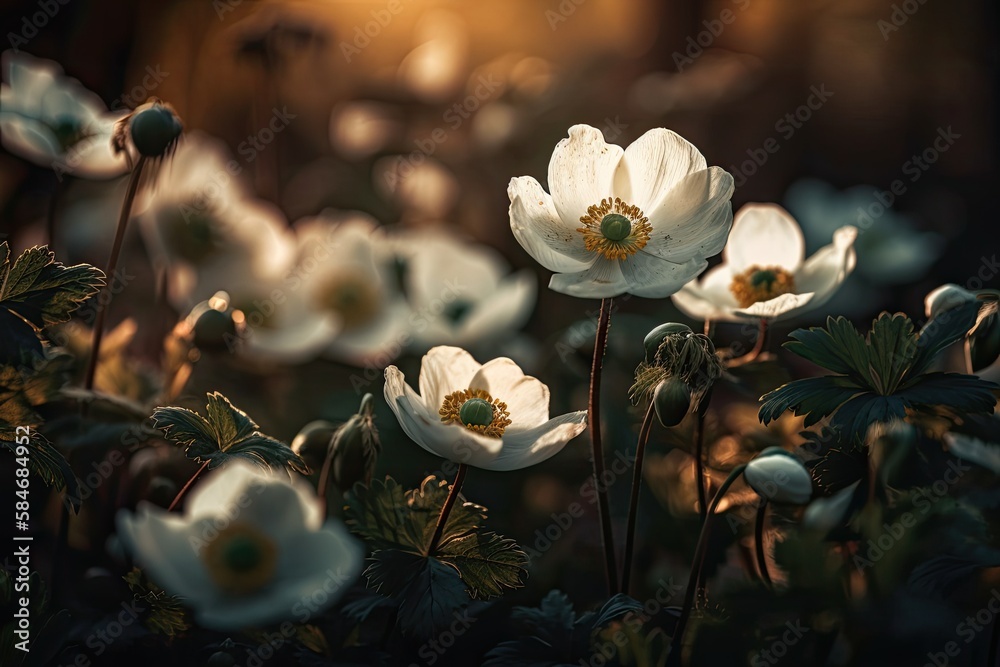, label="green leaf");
[896,373,999,416]
[830,394,906,437]
[365,550,470,638]
[867,312,916,394]
[437,531,528,599]
[152,392,307,474]
[0,243,104,364]
[344,475,486,554]
[3,432,81,511]
[758,376,862,426]
[909,299,983,378]
[123,567,190,637]
[784,316,873,386]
